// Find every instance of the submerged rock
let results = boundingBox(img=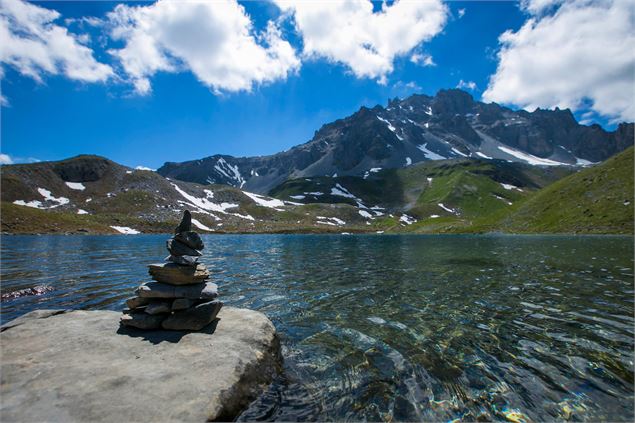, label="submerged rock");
[1,307,281,422]
[1,285,53,301]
